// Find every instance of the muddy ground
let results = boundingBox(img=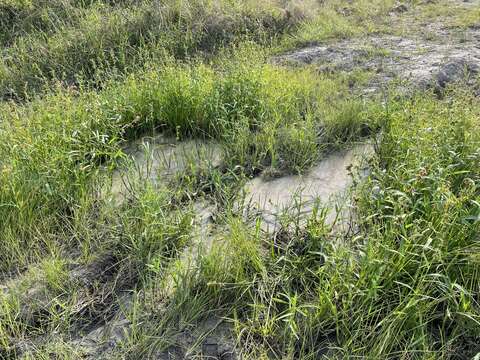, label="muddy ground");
[3,0,480,358]
[276,0,480,94]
